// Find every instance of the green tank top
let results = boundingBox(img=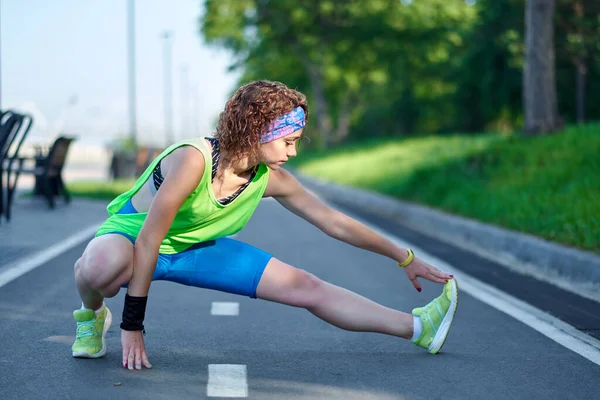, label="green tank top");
[96,137,270,254]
